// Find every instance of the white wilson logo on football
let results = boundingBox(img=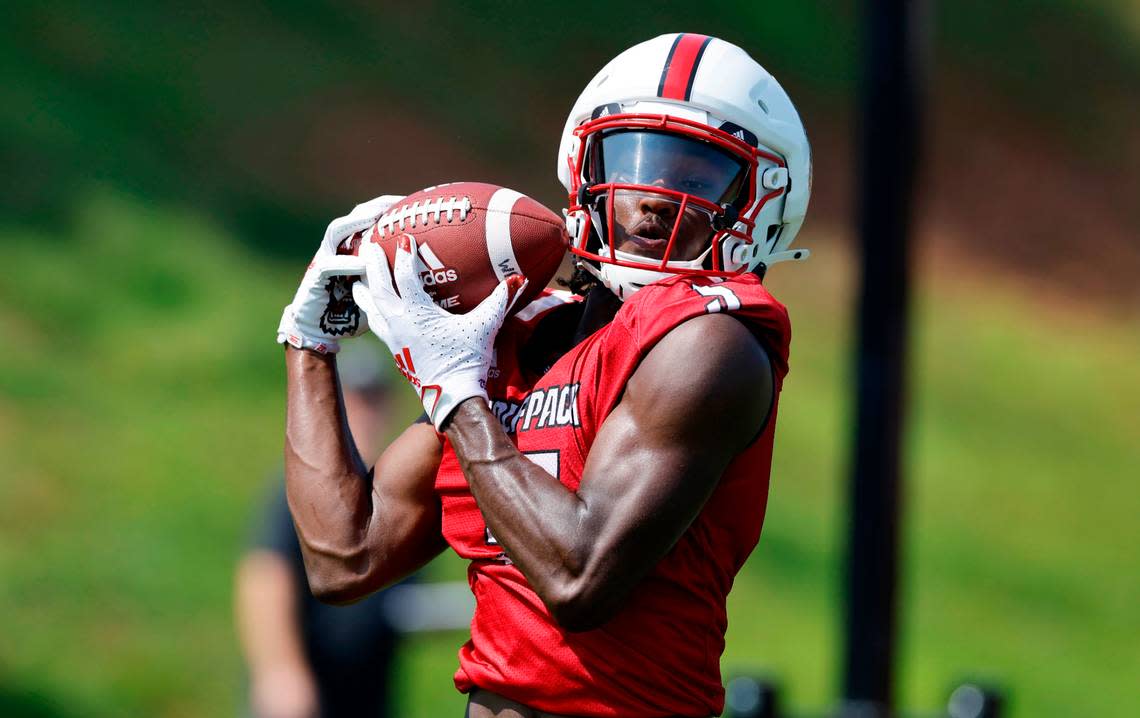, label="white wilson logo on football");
[486,188,524,281]
[418,242,459,286]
